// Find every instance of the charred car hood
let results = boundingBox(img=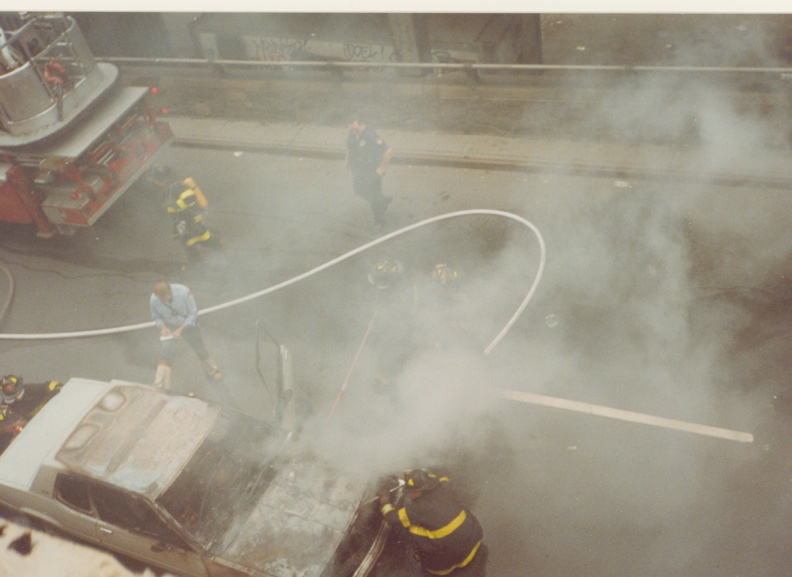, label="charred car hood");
[220,455,368,577]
